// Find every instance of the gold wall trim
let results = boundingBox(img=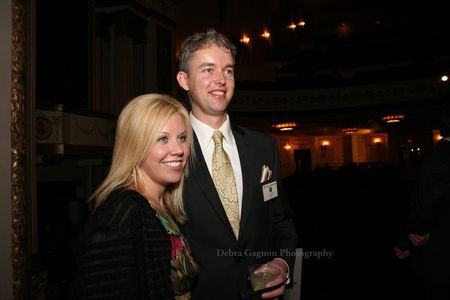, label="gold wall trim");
[11,0,27,298]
